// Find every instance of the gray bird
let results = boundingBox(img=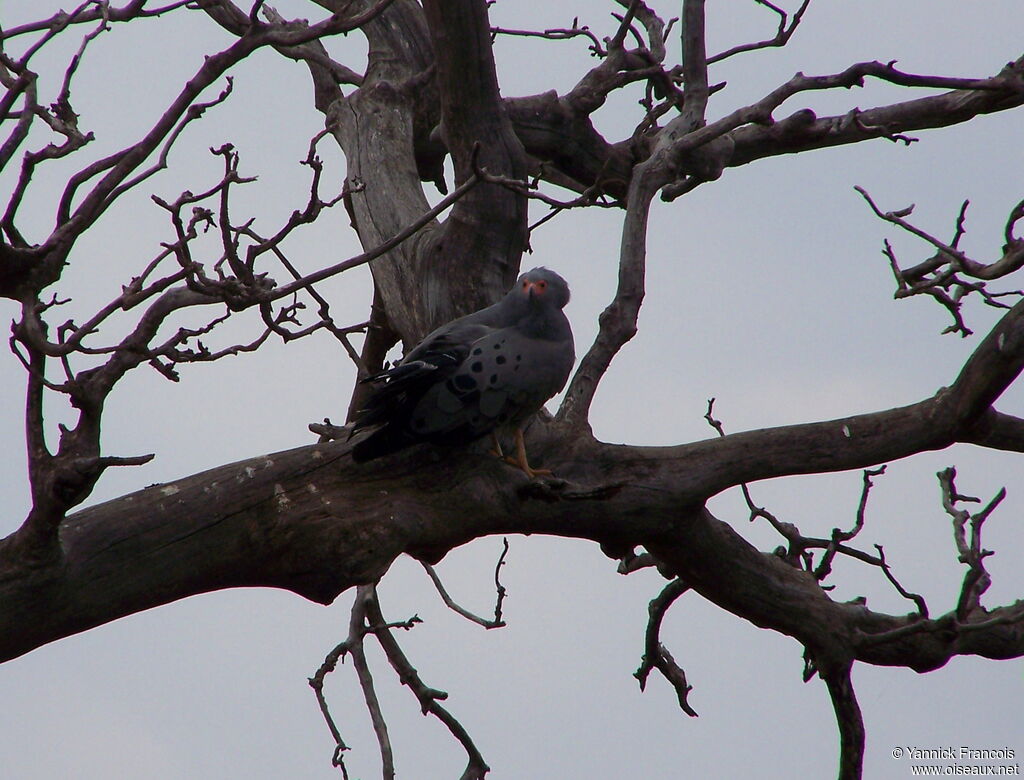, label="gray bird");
[351,267,574,476]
